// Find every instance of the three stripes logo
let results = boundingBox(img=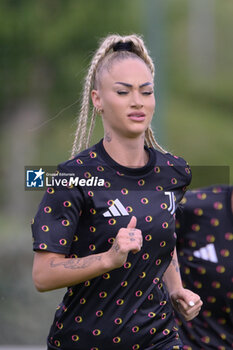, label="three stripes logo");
[103,199,129,217]
[193,243,218,263]
[165,191,175,215]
